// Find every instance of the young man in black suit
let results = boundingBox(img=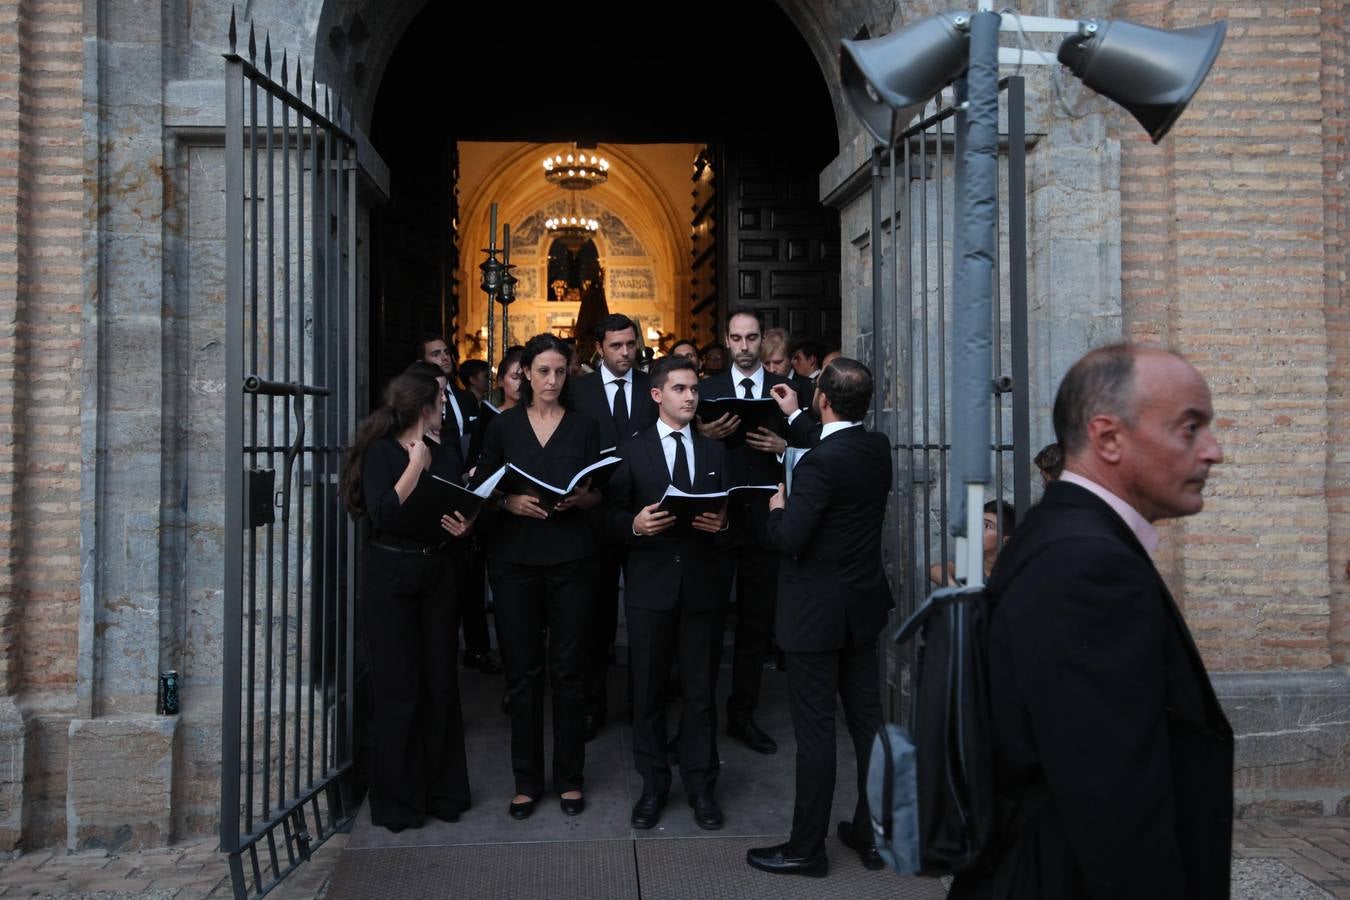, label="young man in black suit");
[950,345,1231,899]
[571,314,659,739]
[746,357,893,878]
[605,355,732,831]
[419,334,499,677]
[697,306,811,755]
